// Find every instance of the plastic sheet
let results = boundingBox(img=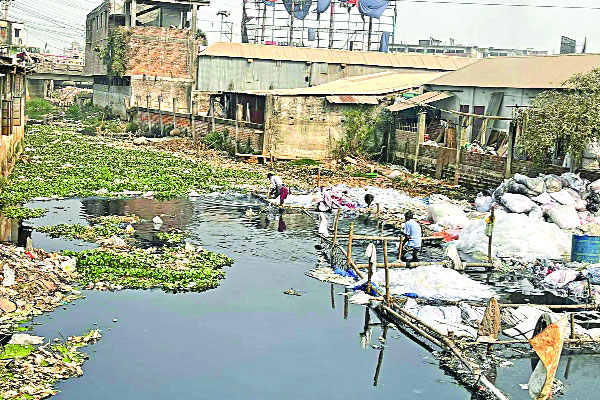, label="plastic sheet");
[426,203,468,228]
[372,265,495,301]
[454,211,570,259]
